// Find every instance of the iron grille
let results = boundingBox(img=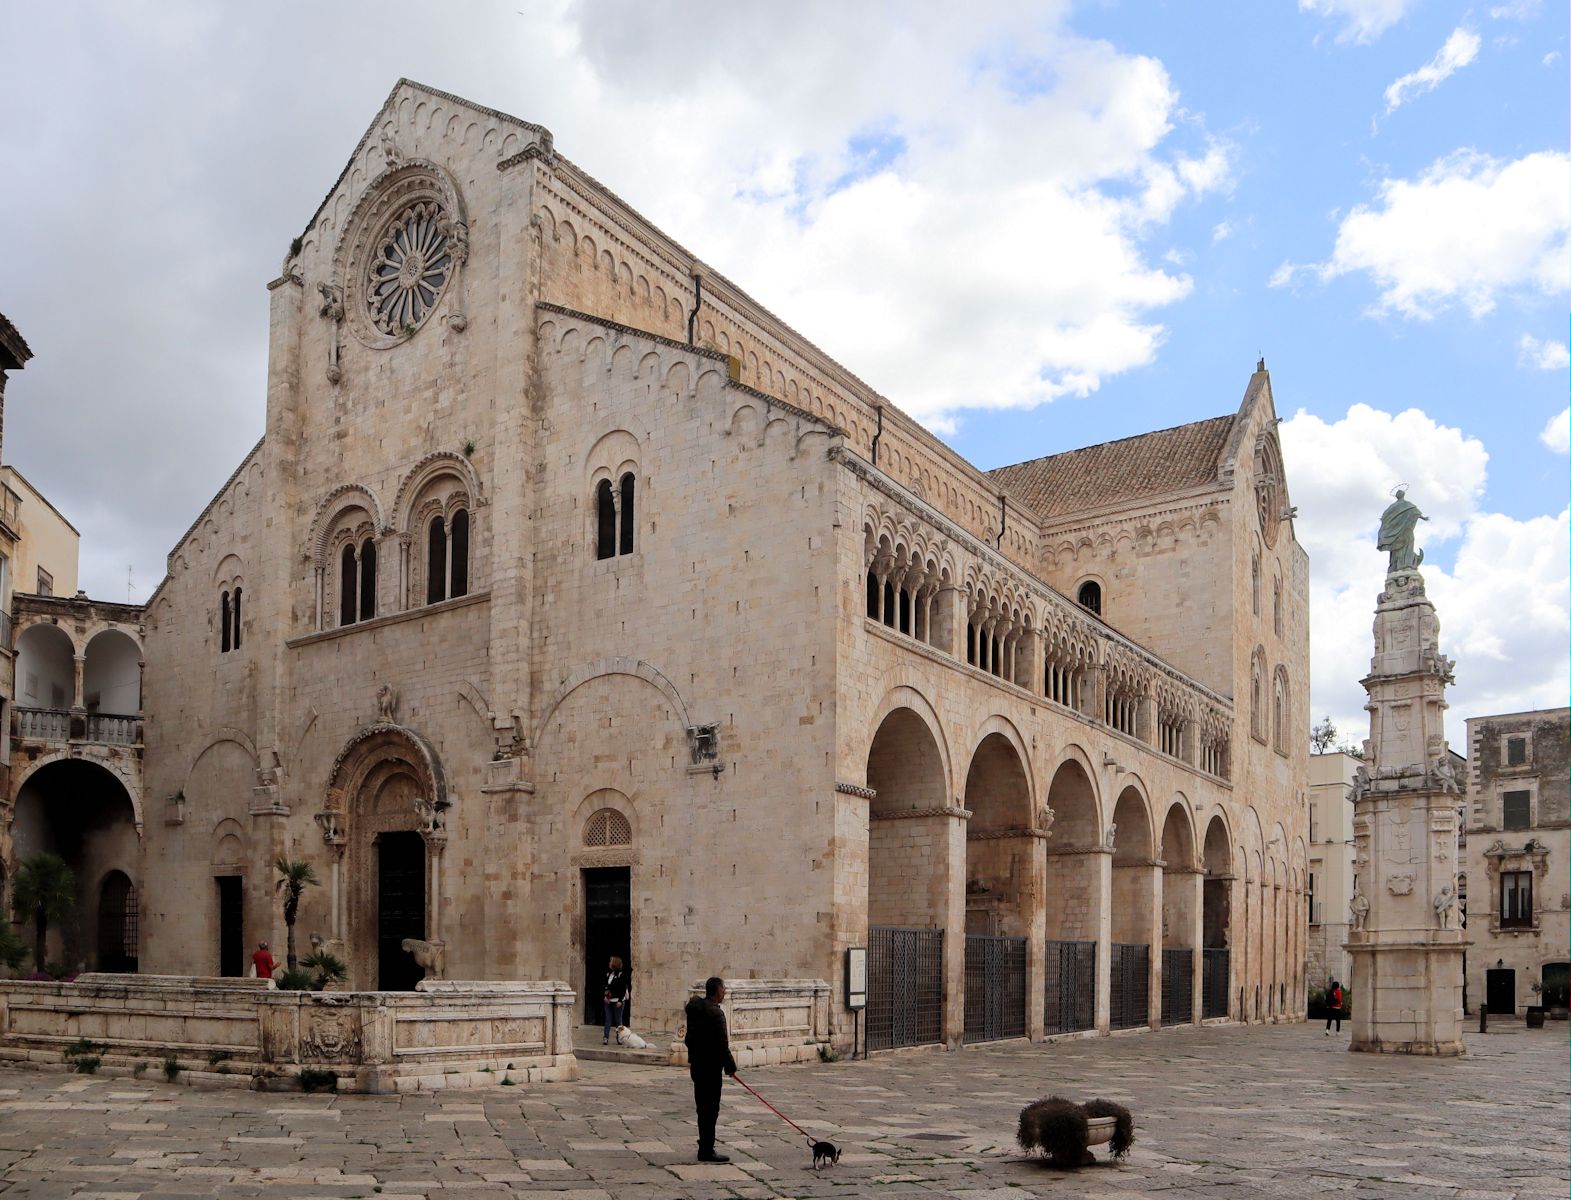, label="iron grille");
[1110,942,1150,1030]
[963,934,1026,1042]
[1162,946,1194,1025]
[867,927,945,1050]
[1044,939,1096,1033]
[1202,948,1229,1018]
